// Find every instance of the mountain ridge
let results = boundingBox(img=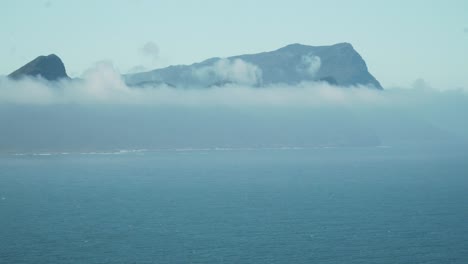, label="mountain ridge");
[6,43,382,89]
[125,43,382,89]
